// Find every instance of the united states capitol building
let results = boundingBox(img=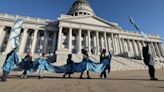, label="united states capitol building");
[0,0,164,70]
